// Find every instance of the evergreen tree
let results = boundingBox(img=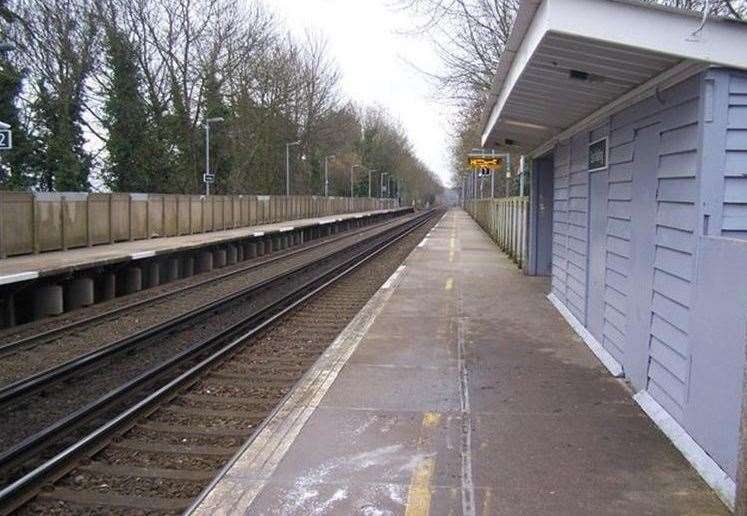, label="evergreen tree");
[33,80,91,191]
[0,57,39,190]
[101,25,152,192]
